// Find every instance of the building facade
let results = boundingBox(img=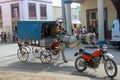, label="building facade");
[52,5,80,30]
[80,0,116,39]
[0,0,53,41]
